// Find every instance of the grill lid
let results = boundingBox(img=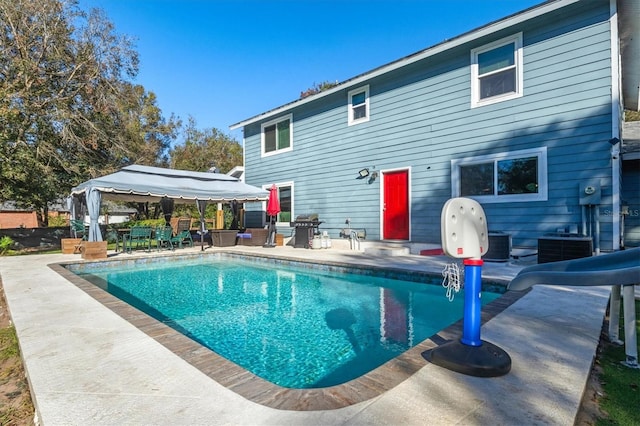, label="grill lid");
[295,213,319,222]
